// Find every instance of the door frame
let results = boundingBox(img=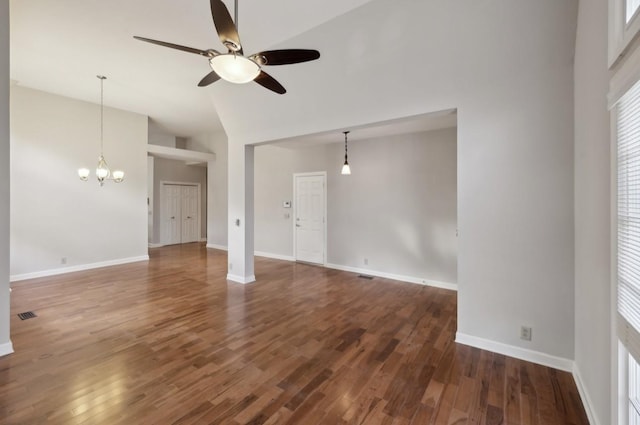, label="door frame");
[159,181,202,245]
[292,172,327,266]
